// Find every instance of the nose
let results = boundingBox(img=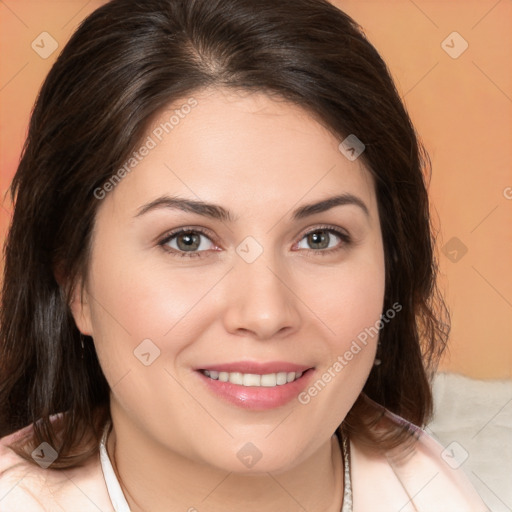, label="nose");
[222,253,302,341]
